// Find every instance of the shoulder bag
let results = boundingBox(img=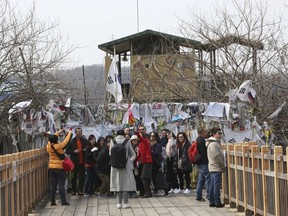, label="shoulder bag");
[51,144,75,172]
